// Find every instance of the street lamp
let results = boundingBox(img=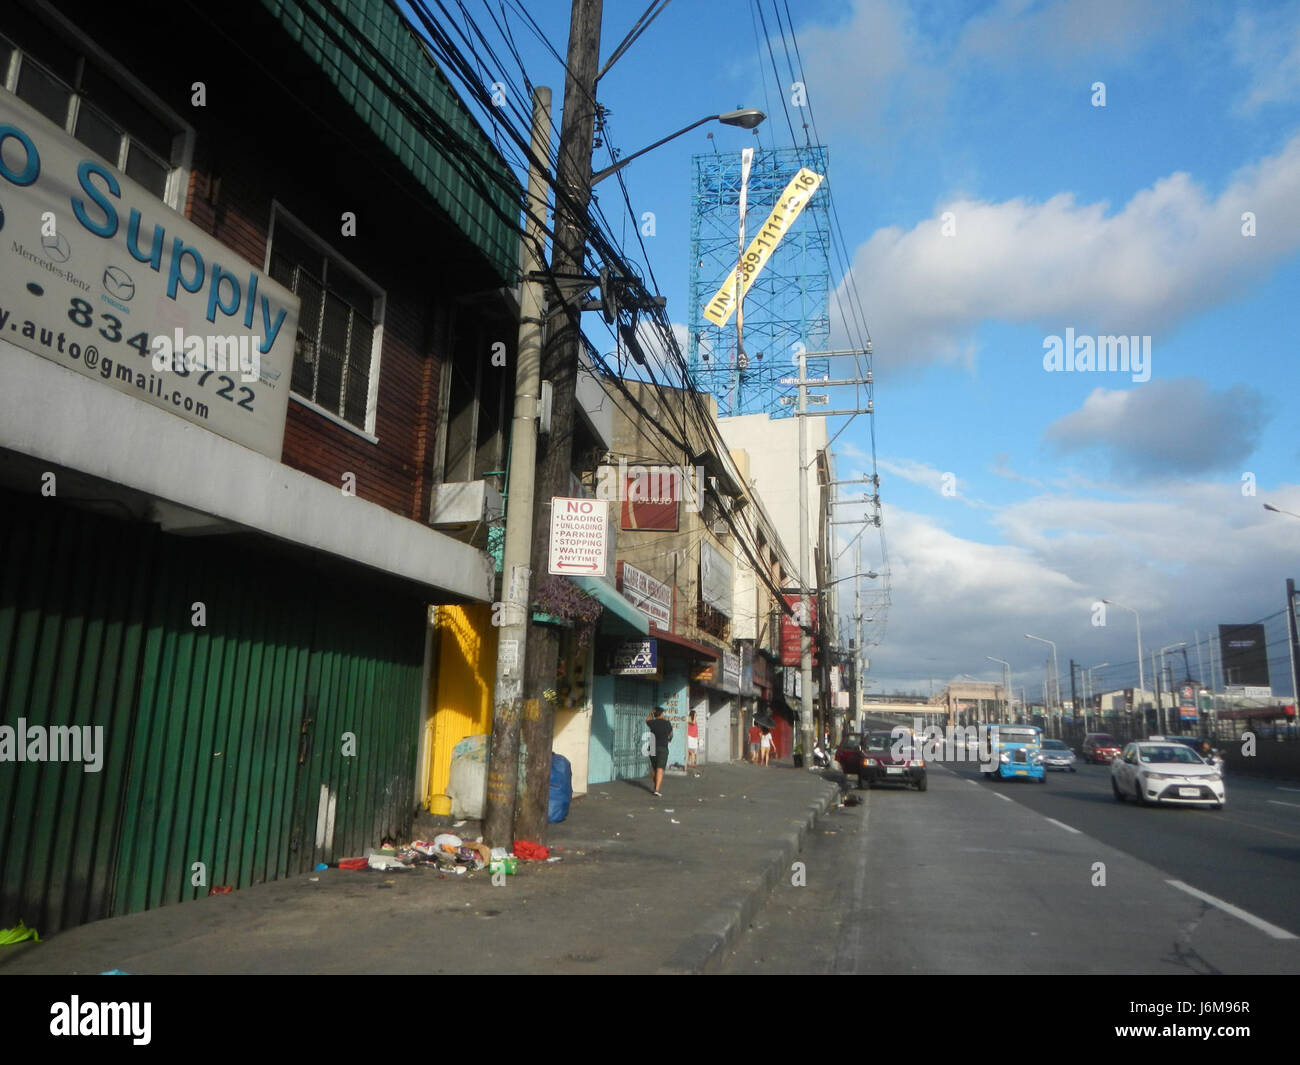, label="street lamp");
[986,656,1011,724]
[1159,642,1186,733]
[1024,634,1059,735]
[1086,662,1109,729]
[1102,599,1145,715]
[591,108,766,185]
[824,570,878,588]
